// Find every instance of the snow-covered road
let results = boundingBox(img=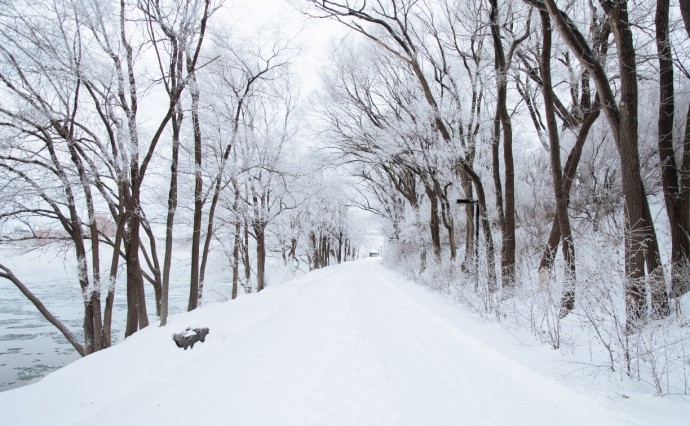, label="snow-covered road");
[0,259,648,425]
